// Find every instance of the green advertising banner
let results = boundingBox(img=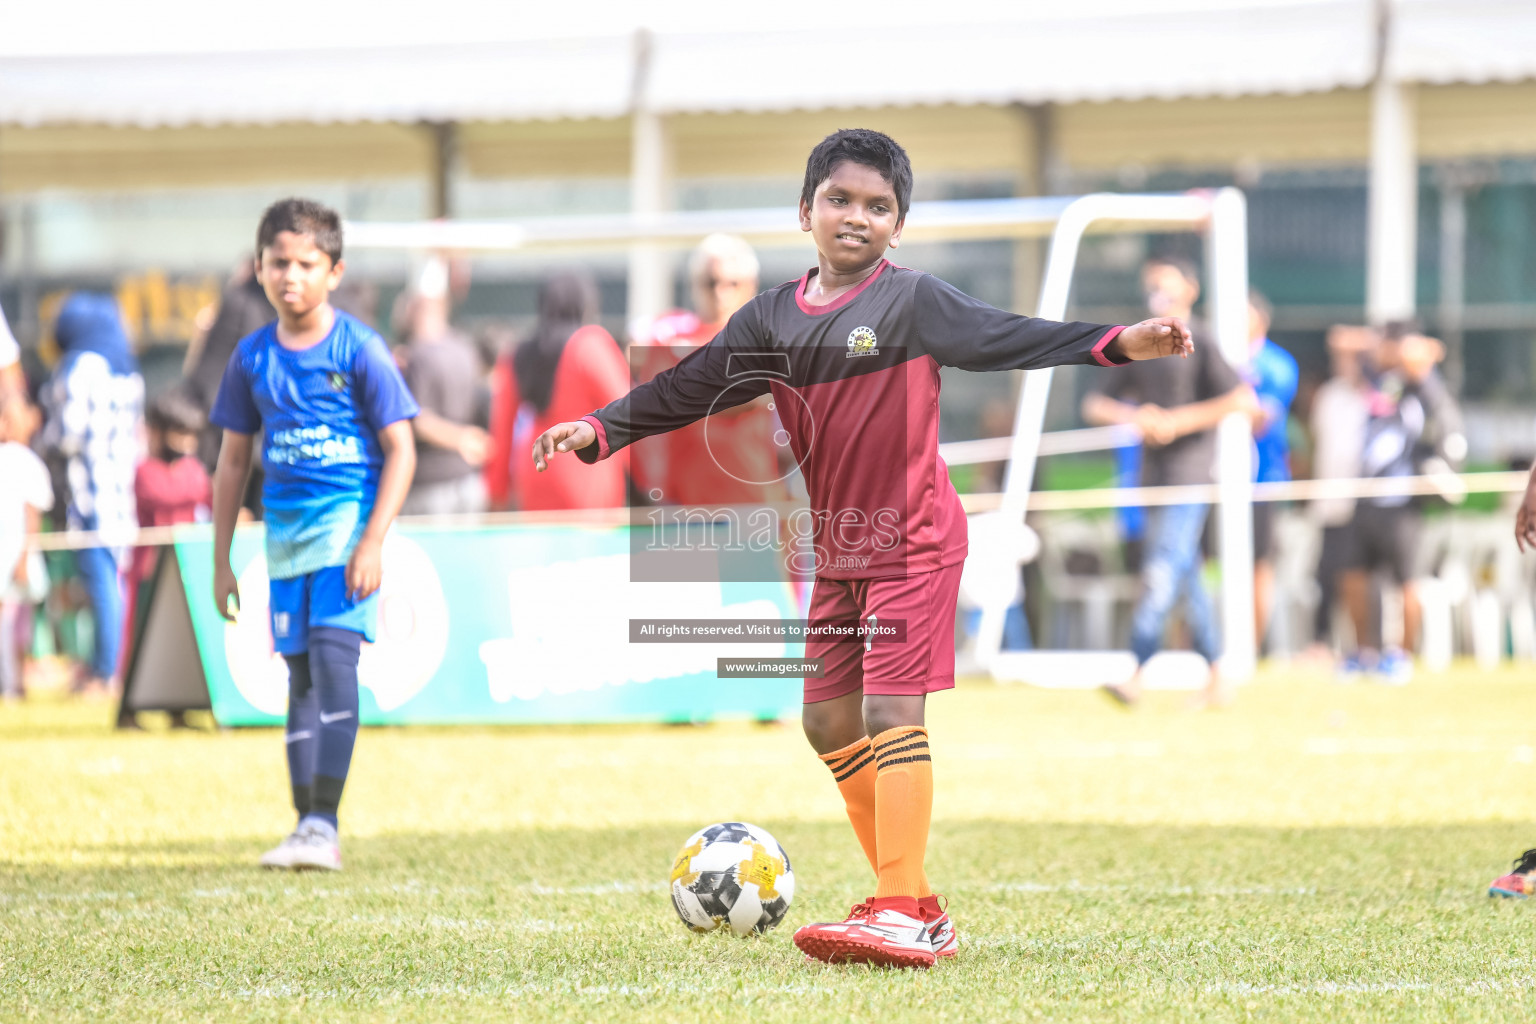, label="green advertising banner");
[170,523,804,727]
